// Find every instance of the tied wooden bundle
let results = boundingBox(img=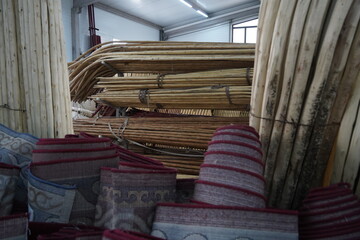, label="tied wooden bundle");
[73,116,248,149]
[68,41,255,102]
[92,85,251,110]
[250,0,360,209]
[0,0,72,137]
[95,68,253,91]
